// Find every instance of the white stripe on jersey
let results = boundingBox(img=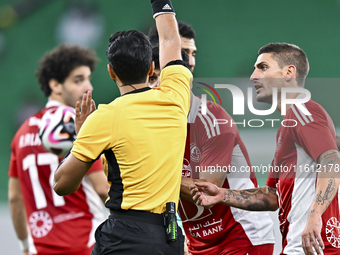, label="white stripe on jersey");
[188,94,201,124]
[28,227,37,254]
[291,105,306,126]
[197,112,213,139]
[197,105,220,139]
[283,143,317,254]
[82,176,106,247]
[291,104,314,126]
[308,113,314,122]
[296,105,311,124]
[228,145,275,245]
[338,184,340,215]
[202,105,221,136]
[296,103,314,124]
